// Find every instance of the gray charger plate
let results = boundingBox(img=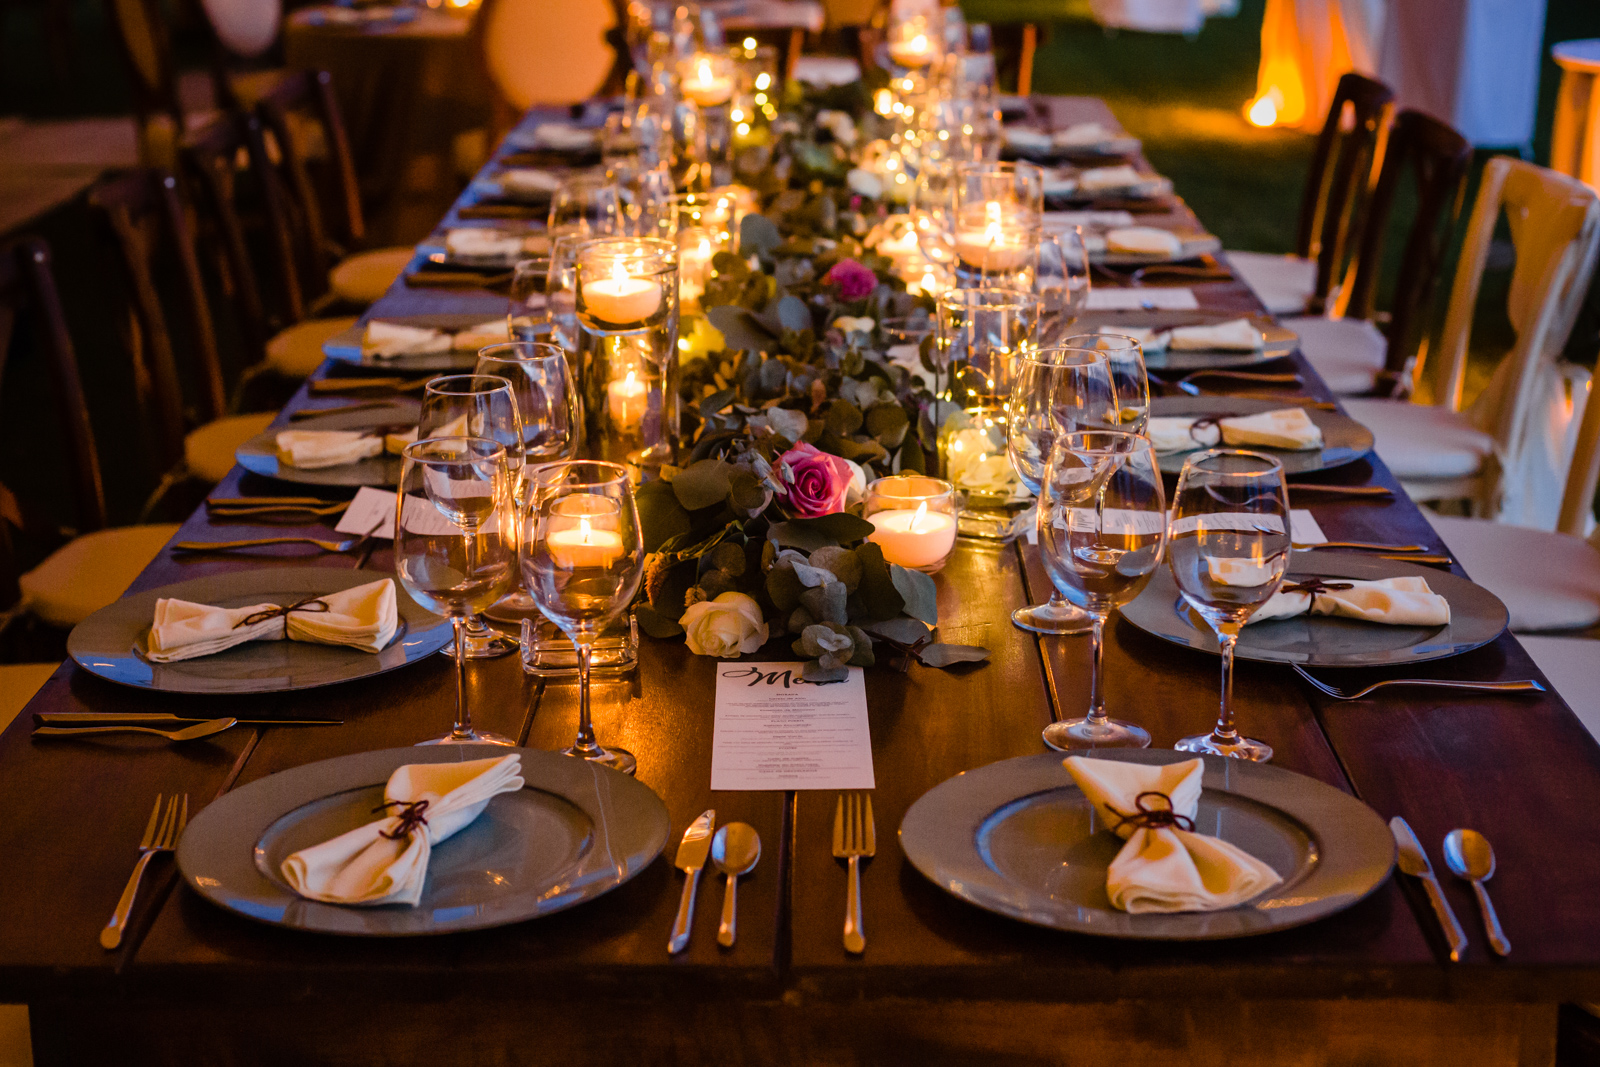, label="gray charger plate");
[1149,396,1373,475]
[67,568,451,694]
[323,314,495,370]
[235,403,416,488]
[1089,311,1297,370]
[177,746,671,936]
[1119,551,1509,667]
[900,749,1394,940]
[1092,231,1223,267]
